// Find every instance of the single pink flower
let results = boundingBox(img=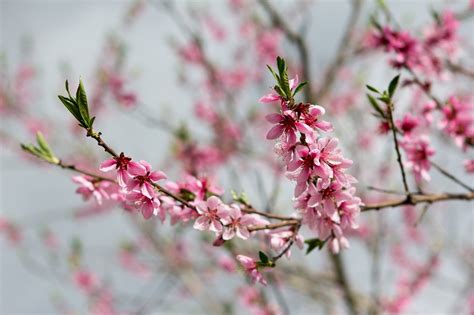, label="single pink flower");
[126,191,161,219]
[73,270,99,293]
[72,175,111,205]
[401,135,435,183]
[236,255,267,285]
[193,196,224,233]
[218,204,255,240]
[464,159,474,173]
[125,160,167,199]
[100,153,145,187]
